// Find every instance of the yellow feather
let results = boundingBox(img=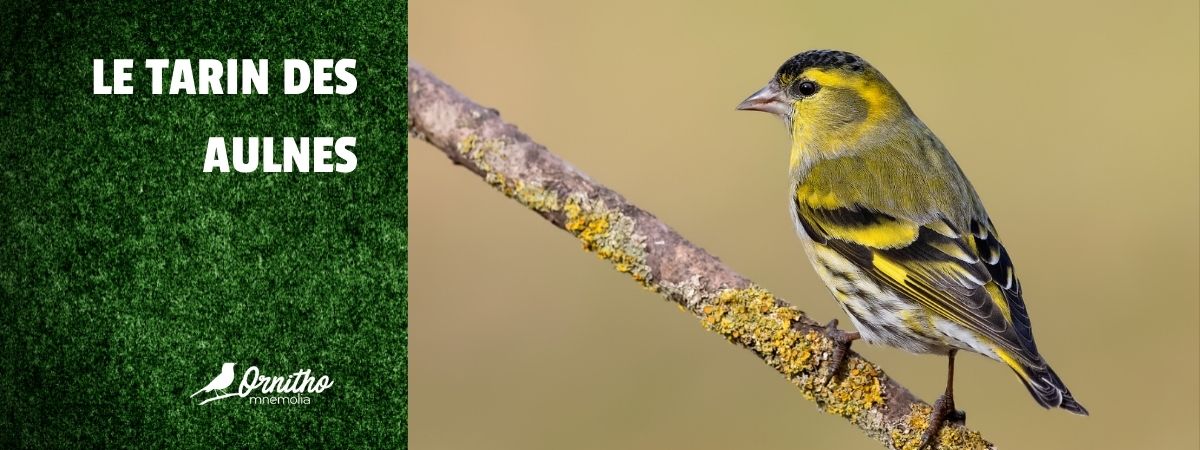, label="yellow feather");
[926,220,959,238]
[801,68,895,125]
[963,233,979,255]
[796,186,919,248]
[995,347,1030,380]
[871,252,962,322]
[828,220,918,249]
[901,310,932,334]
[929,239,973,262]
[872,252,908,282]
[796,188,842,209]
[986,283,1012,324]
[788,145,803,171]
